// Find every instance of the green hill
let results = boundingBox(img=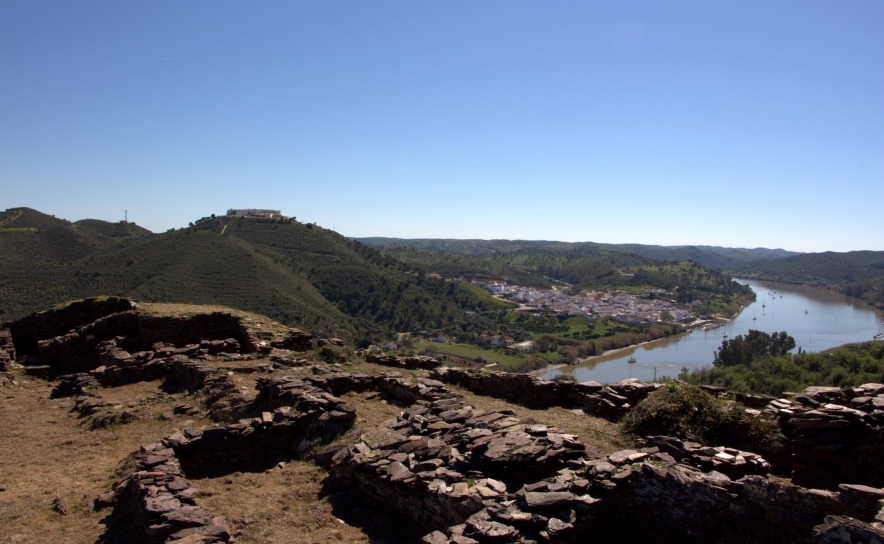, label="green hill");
[355,238,799,270]
[0,209,508,344]
[74,219,154,240]
[737,251,884,308]
[363,241,754,315]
